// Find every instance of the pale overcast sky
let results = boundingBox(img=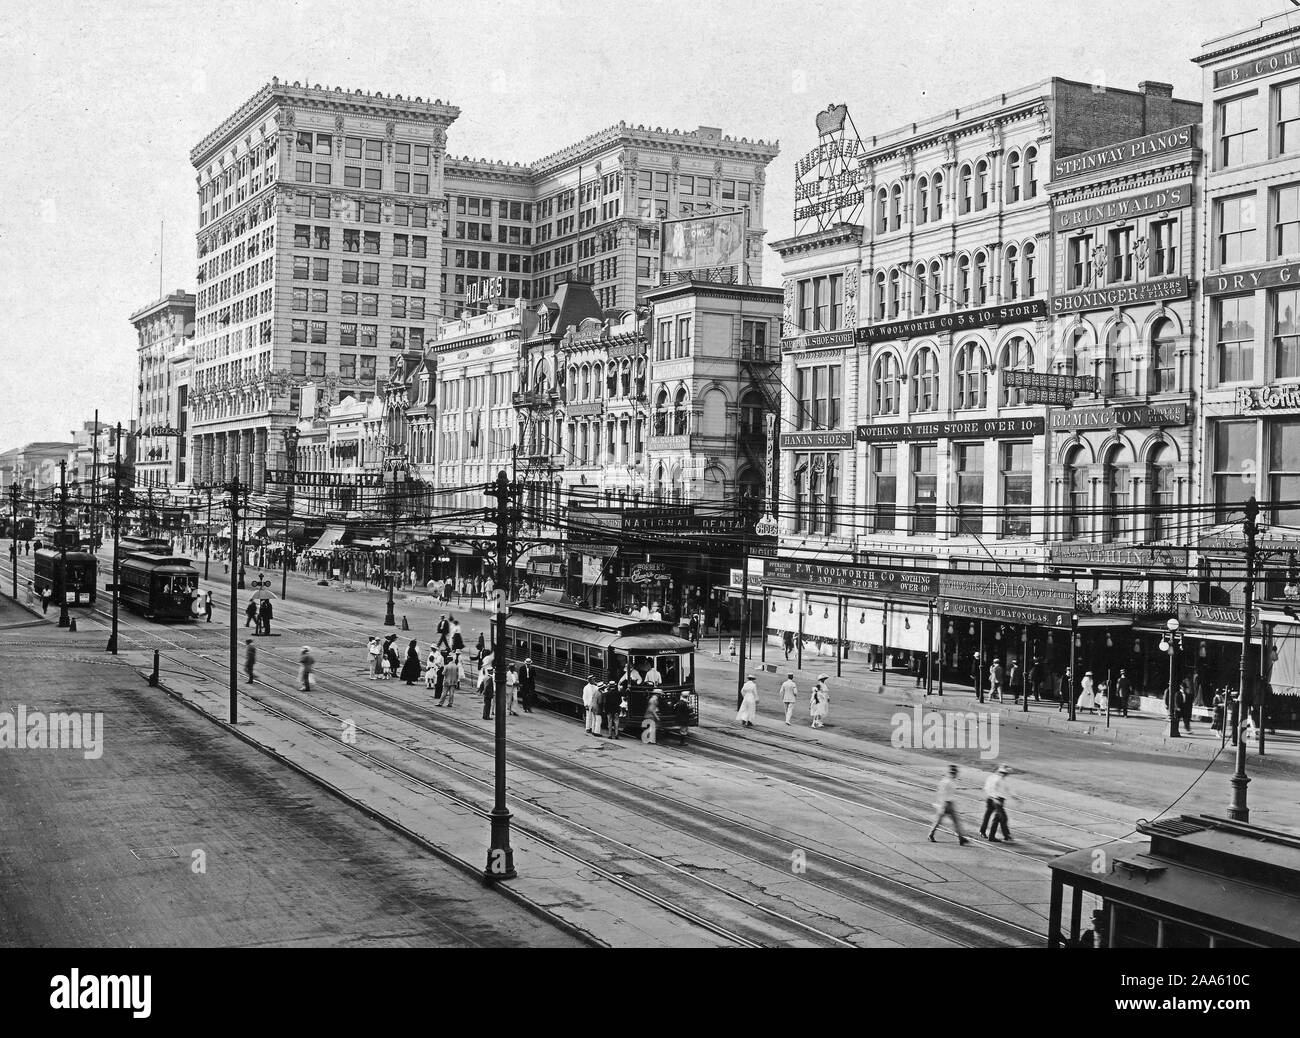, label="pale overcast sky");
[0,0,1288,447]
